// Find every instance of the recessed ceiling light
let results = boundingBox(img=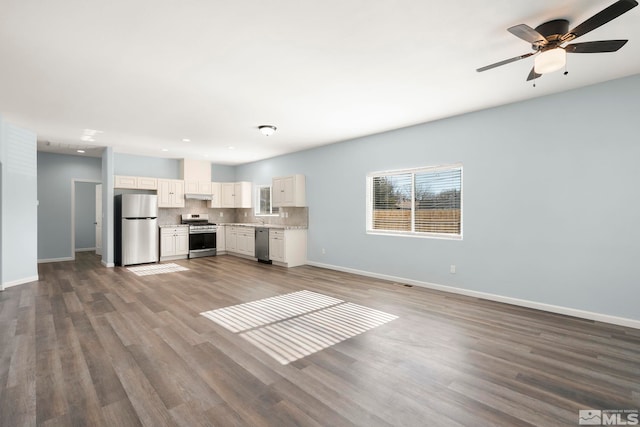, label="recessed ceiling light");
[182,138,191,142]
[161,148,169,152]
[77,149,85,154]
[227,146,236,150]
[81,128,101,142]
